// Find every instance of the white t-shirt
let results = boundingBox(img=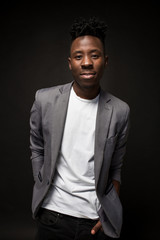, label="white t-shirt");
[42,87,100,219]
